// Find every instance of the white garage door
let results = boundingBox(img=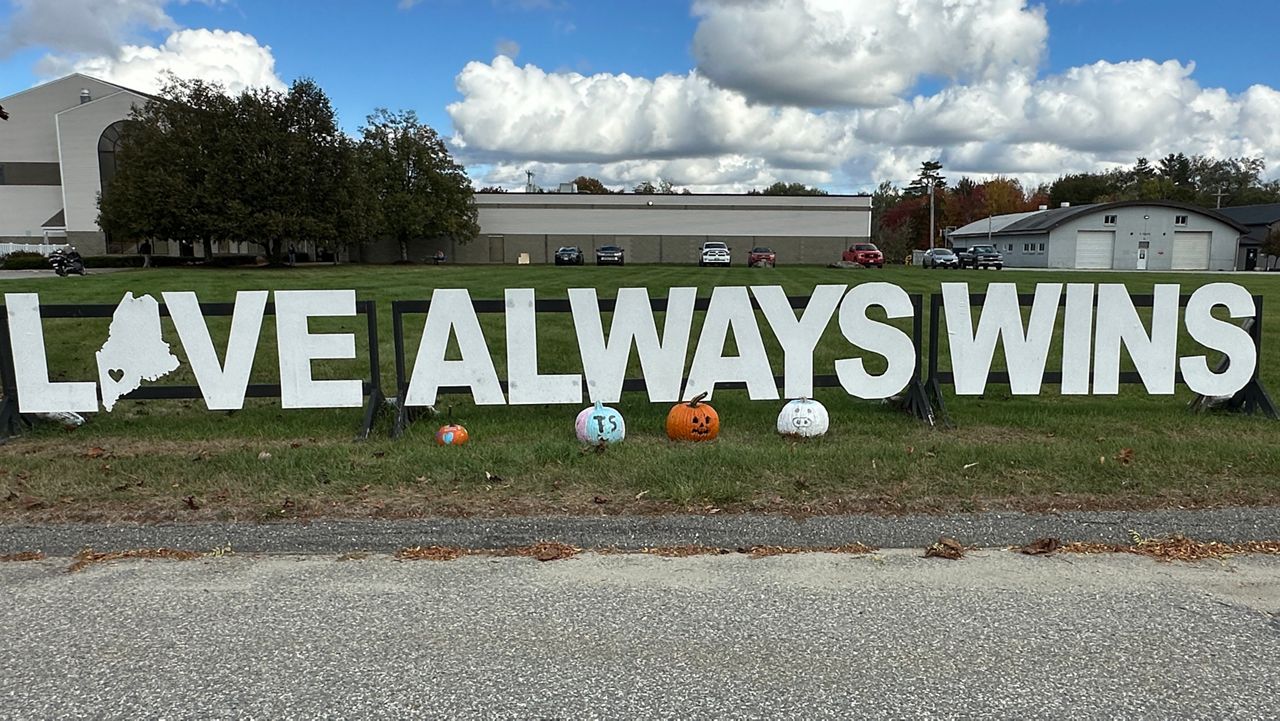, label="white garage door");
[1075,231,1114,269]
[1172,231,1211,270]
